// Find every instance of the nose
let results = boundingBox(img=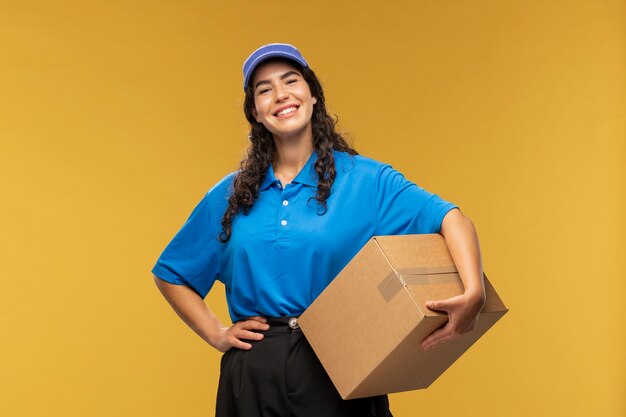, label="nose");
[274,84,289,102]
